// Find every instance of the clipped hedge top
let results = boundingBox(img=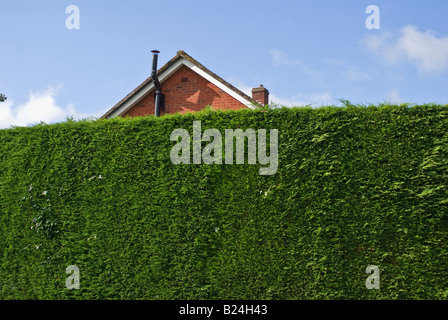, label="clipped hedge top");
[1,103,447,300]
